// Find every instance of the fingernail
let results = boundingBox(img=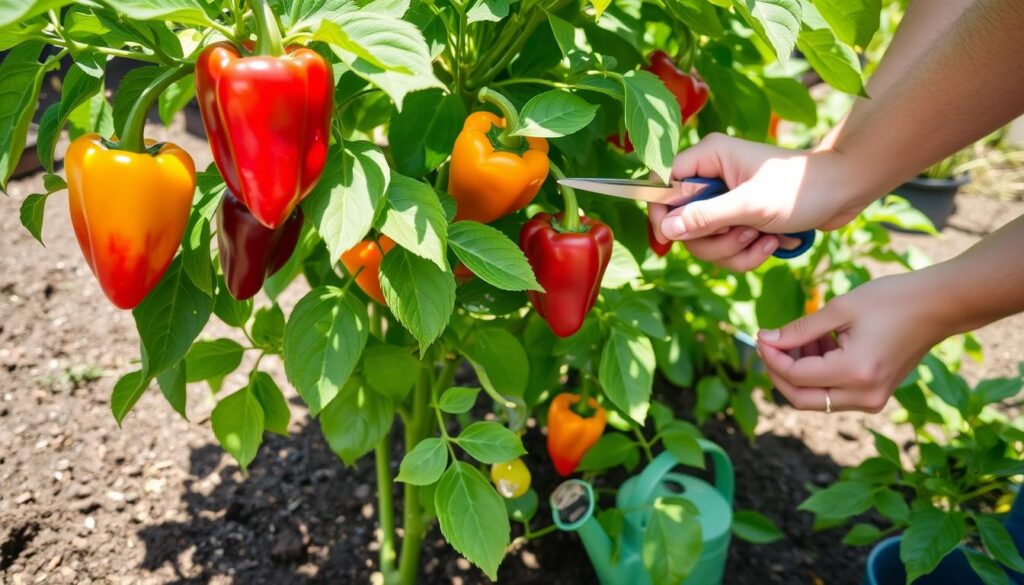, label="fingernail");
[739,228,758,244]
[663,217,687,239]
[763,239,779,254]
[759,329,780,341]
